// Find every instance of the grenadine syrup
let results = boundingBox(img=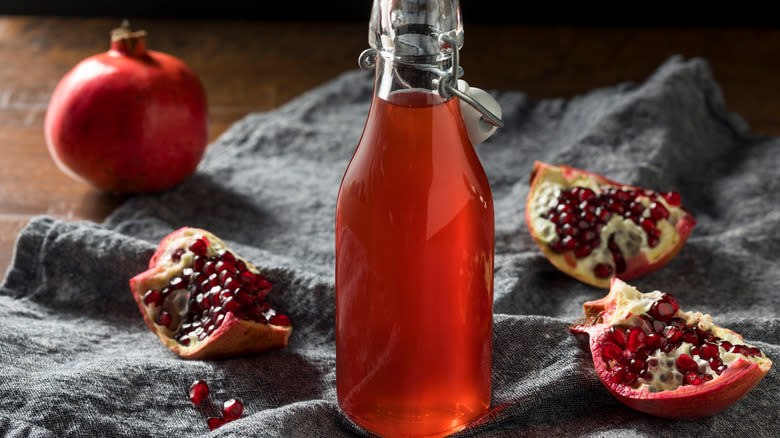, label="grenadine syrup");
[335,85,494,437]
